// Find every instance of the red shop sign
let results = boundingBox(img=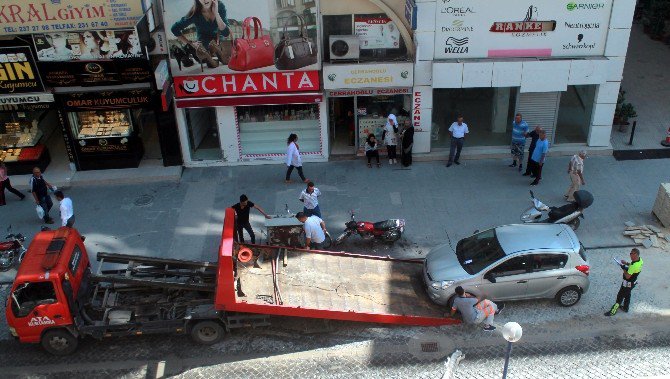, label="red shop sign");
[173,71,320,98]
